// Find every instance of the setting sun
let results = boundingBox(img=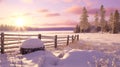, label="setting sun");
[15,17,25,27]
